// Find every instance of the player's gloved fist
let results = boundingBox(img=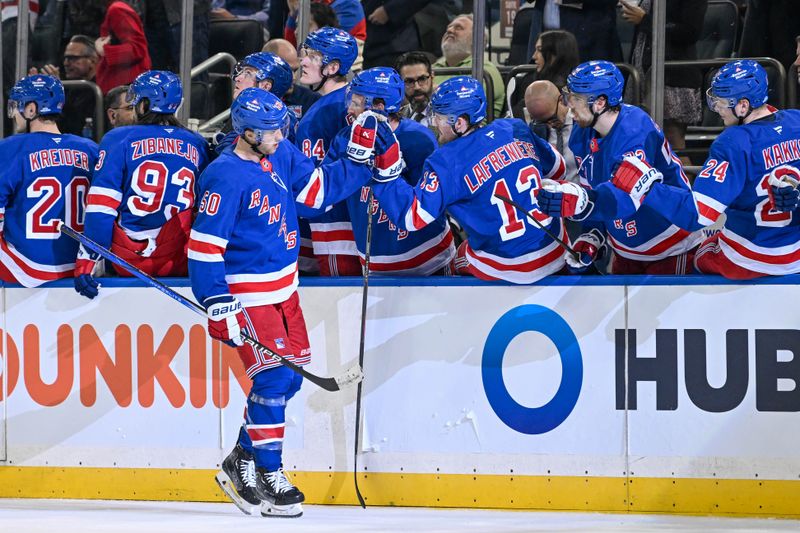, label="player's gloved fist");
[768,165,800,212]
[566,229,606,273]
[346,111,378,164]
[373,120,405,183]
[73,244,100,300]
[611,156,664,208]
[535,179,592,219]
[205,294,246,348]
